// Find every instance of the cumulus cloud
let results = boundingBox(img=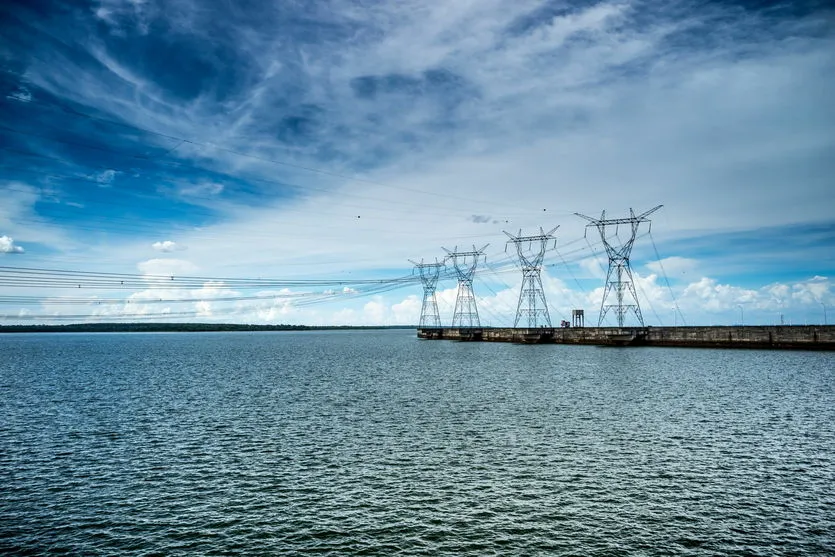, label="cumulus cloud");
[0,236,24,253]
[424,269,833,328]
[672,275,833,322]
[84,280,239,321]
[362,299,387,324]
[152,240,181,252]
[682,277,759,313]
[391,294,421,323]
[788,276,830,305]
[194,300,212,317]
